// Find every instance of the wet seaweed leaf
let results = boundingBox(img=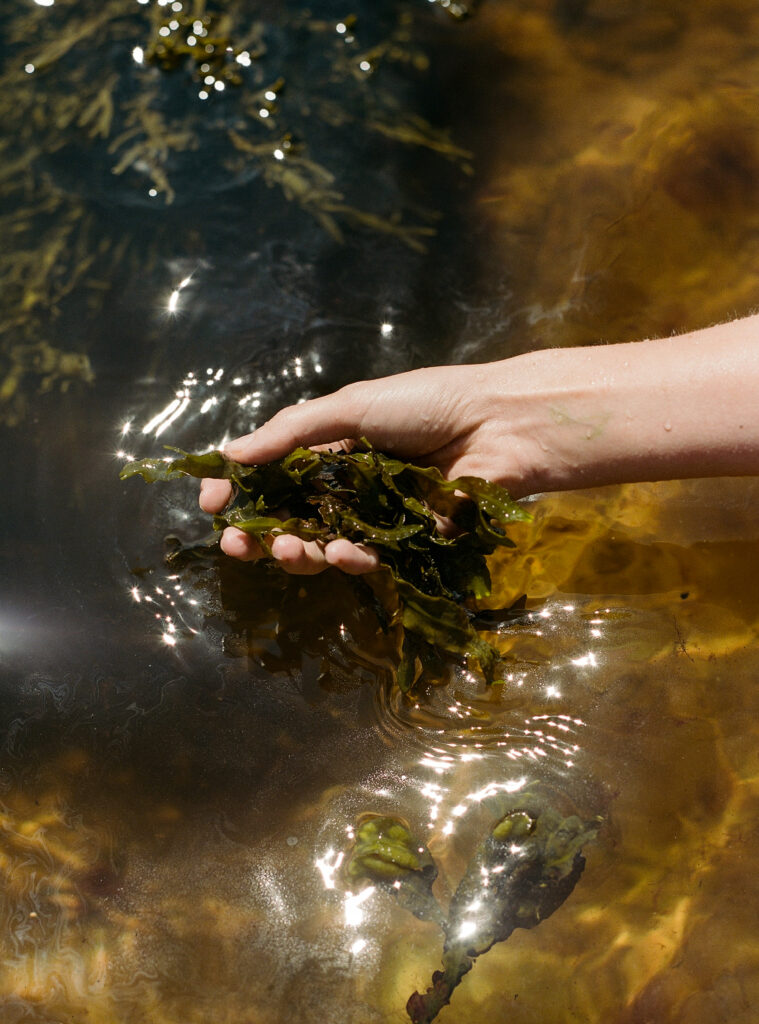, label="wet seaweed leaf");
[406,802,601,1023]
[343,815,445,926]
[120,442,530,689]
